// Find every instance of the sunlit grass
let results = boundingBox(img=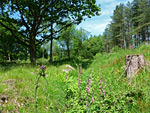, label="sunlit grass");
[0,44,150,112]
